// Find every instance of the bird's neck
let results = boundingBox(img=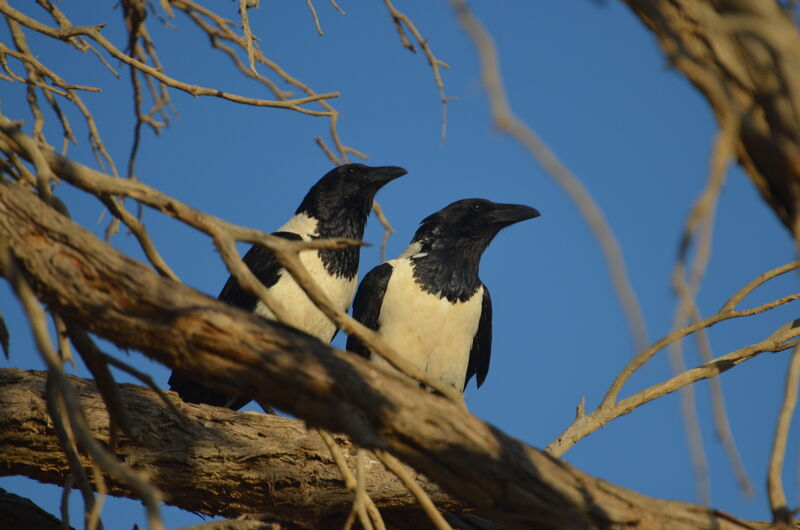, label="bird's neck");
[404,242,483,303]
[296,207,367,280]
